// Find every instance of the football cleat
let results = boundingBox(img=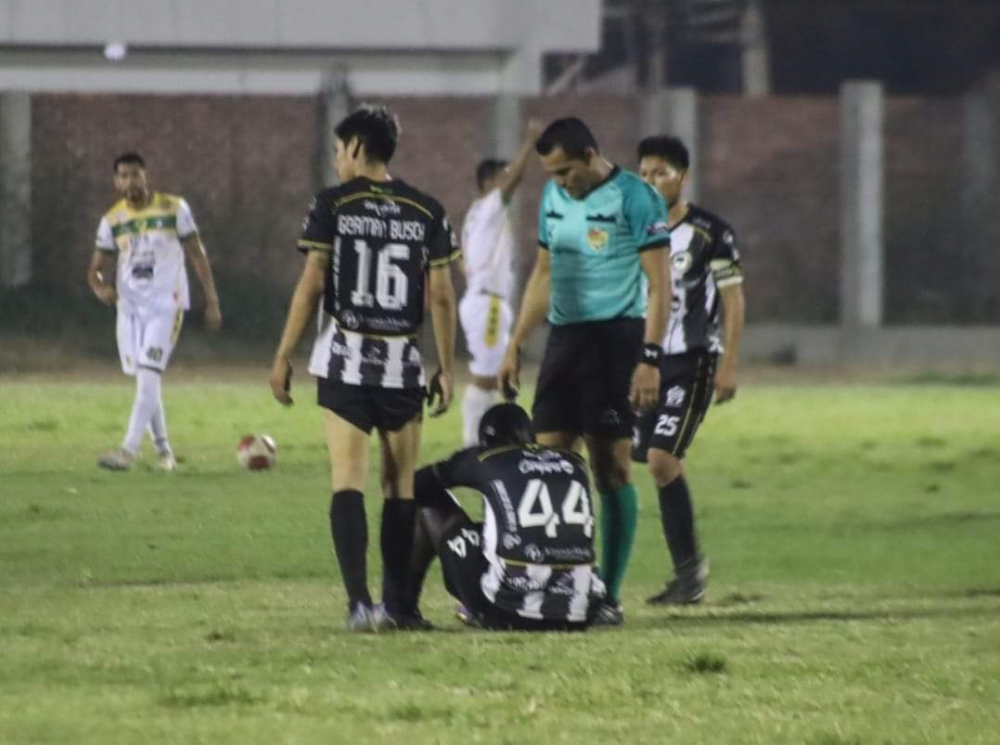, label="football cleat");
[370,603,399,632]
[646,558,709,606]
[346,603,377,632]
[156,451,178,472]
[592,600,625,626]
[97,449,134,471]
[394,610,435,631]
